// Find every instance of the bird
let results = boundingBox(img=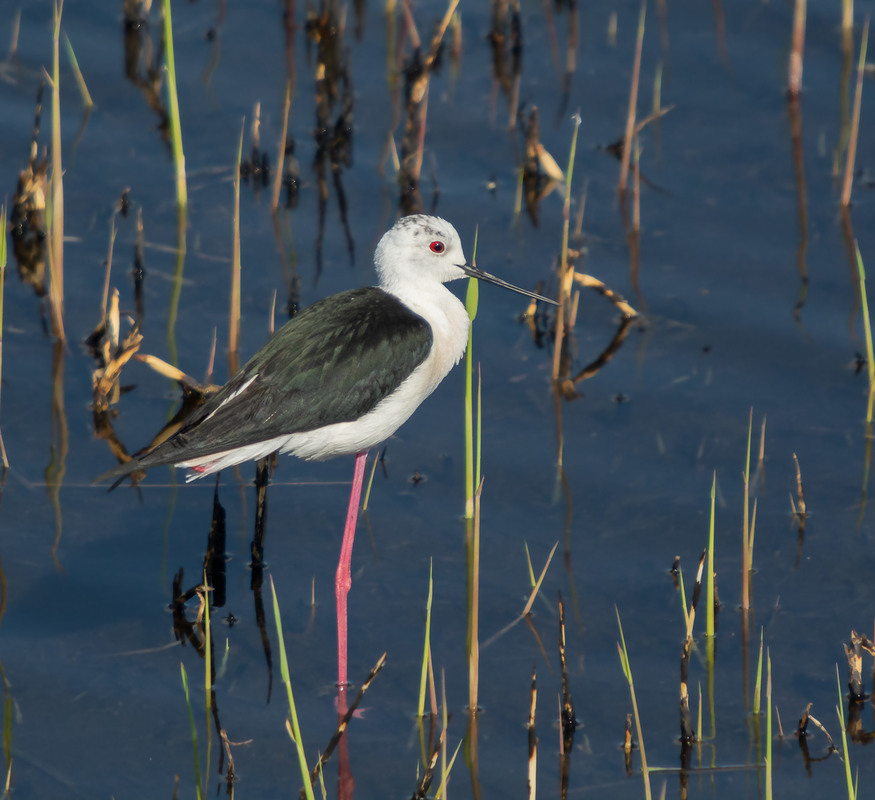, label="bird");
[97,214,556,692]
